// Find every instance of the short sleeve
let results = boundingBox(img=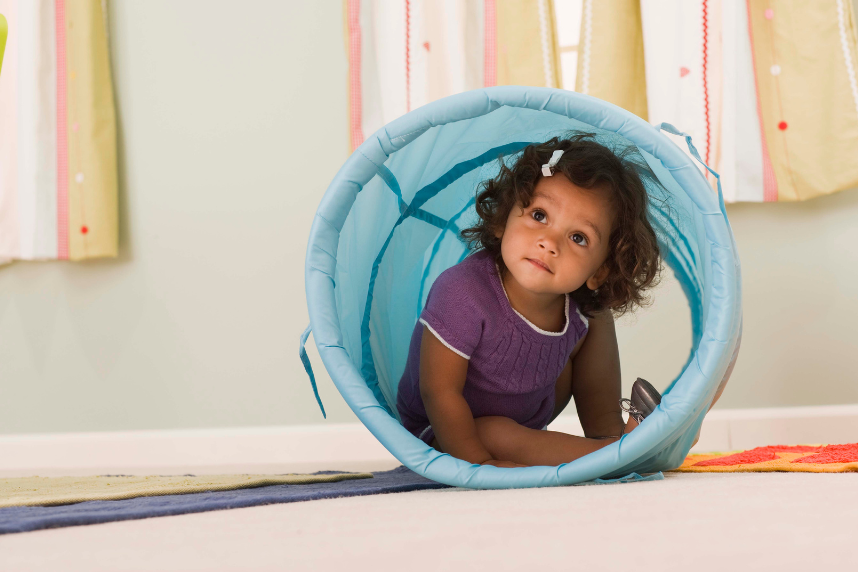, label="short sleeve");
[419,268,485,360]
